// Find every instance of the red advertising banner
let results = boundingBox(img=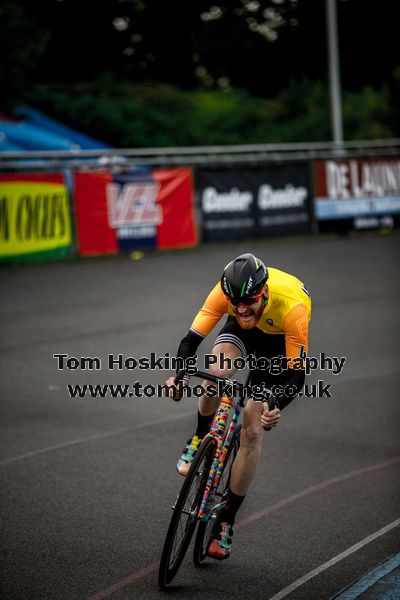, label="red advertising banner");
[73,168,197,256]
[153,168,198,249]
[74,171,118,256]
